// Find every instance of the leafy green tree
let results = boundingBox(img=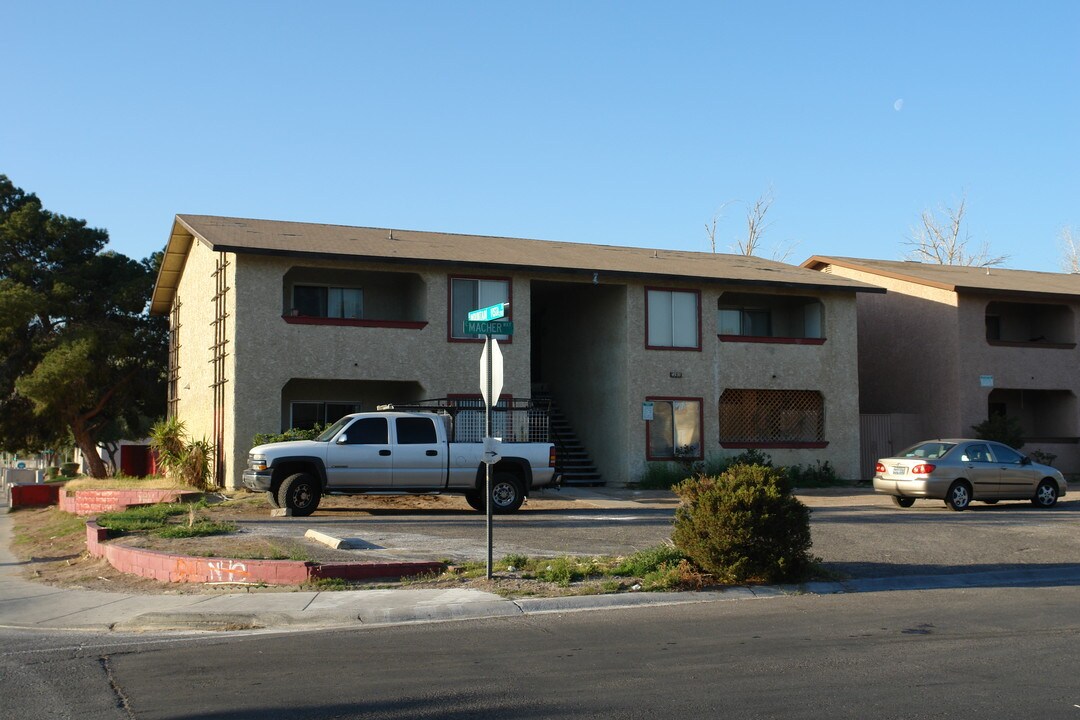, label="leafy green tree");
[0,175,166,476]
